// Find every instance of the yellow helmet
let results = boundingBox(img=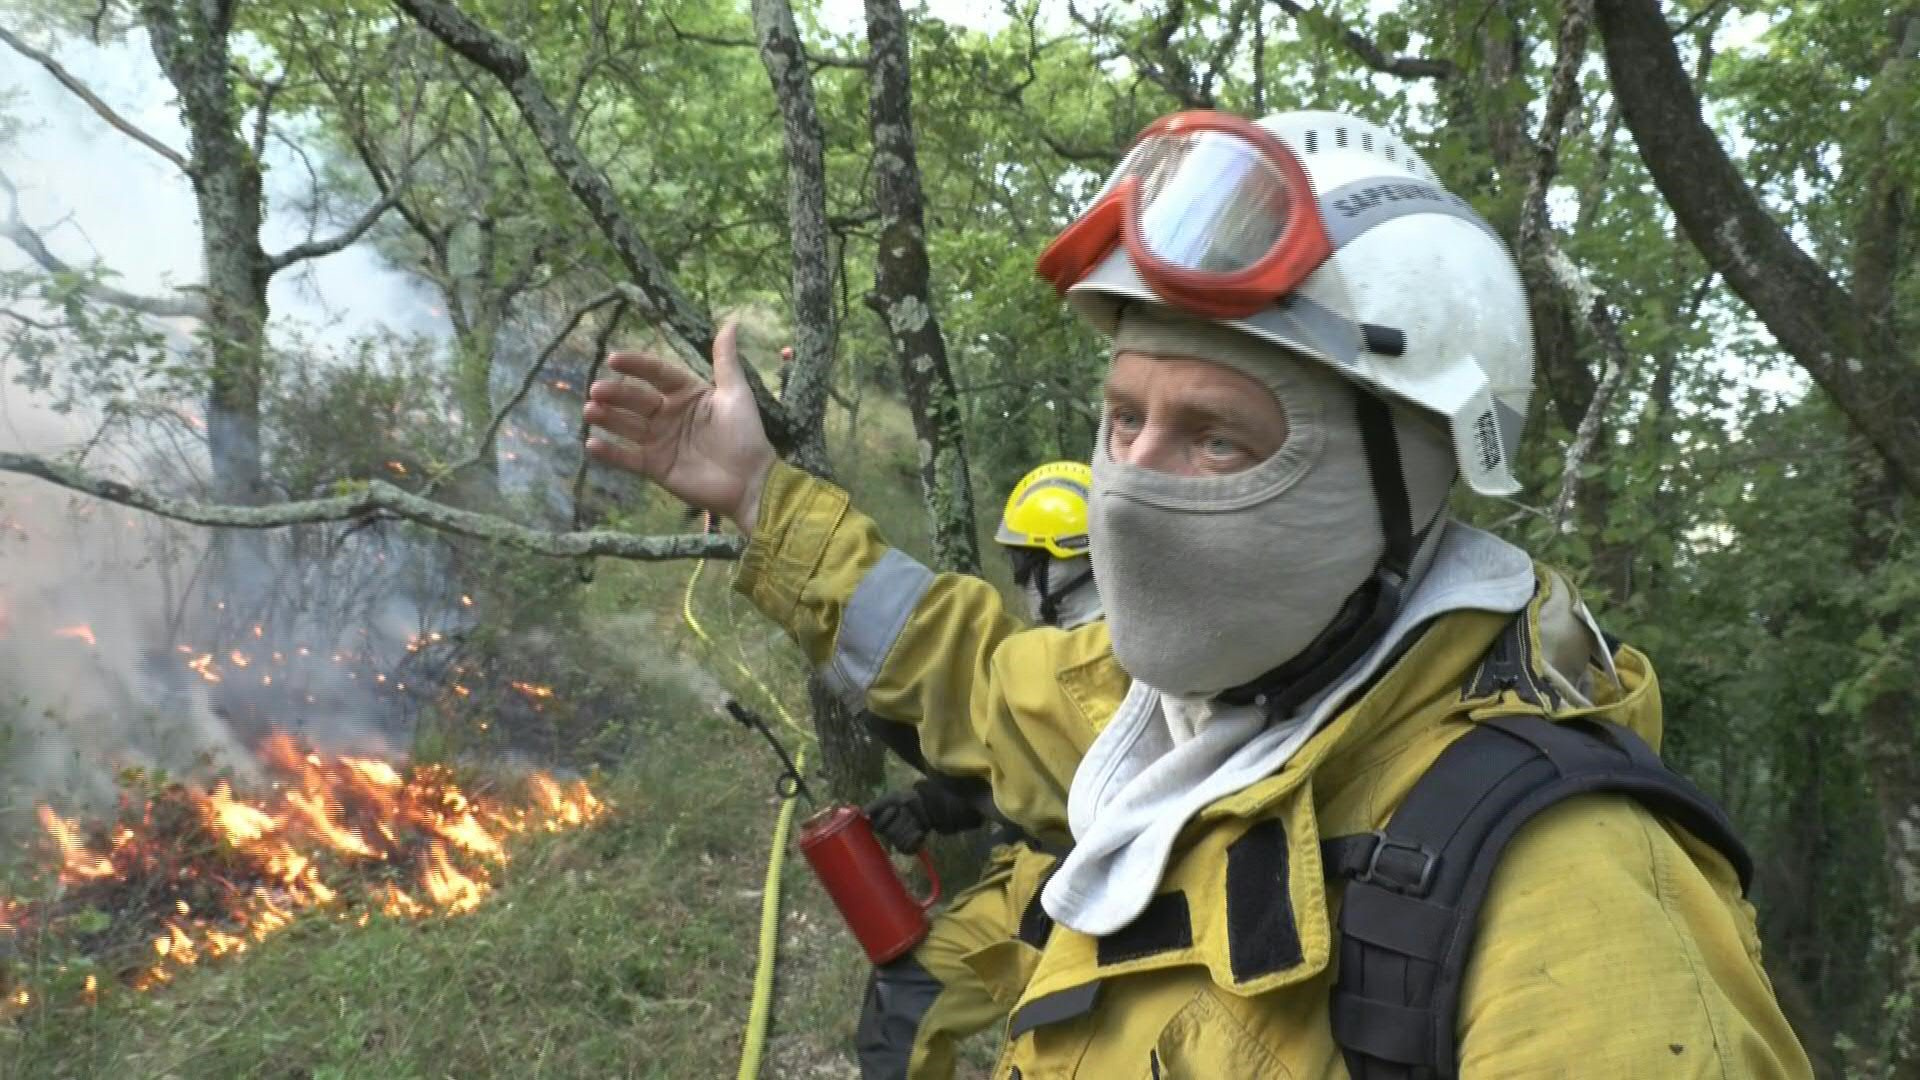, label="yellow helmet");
[995,461,1092,560]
